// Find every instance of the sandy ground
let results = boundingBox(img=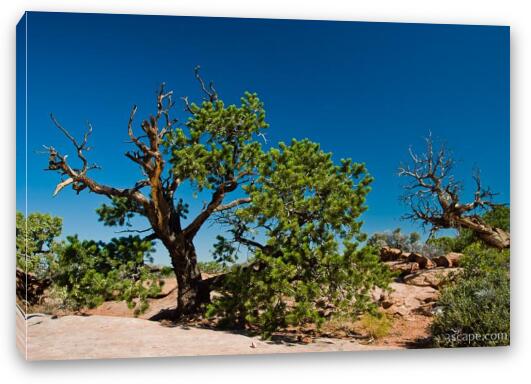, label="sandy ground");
[372,314,432,348]
[17,278,434,360]
[83,278,179,320]
[18,310,394,361]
